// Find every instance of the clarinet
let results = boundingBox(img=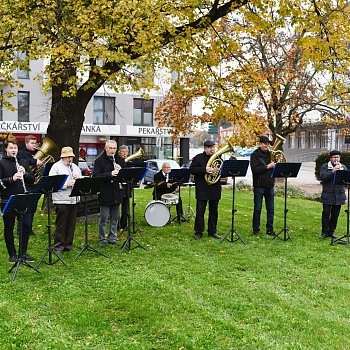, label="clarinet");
[14,156,28,193]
